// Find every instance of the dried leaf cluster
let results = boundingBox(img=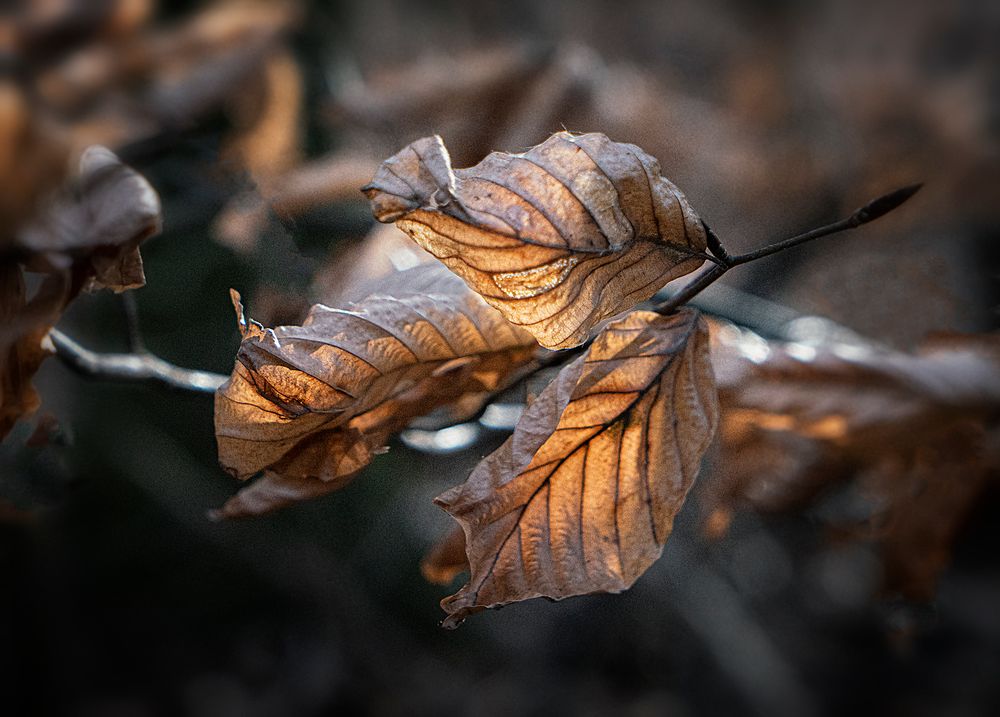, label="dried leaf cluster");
[214,130,727,624]
[703,322,1000,599]
[212,112,1000,625]
[3,0,303,436]
[6,2,995,630]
